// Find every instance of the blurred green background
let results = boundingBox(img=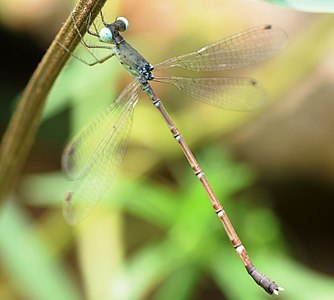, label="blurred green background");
[1,0,334,299]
